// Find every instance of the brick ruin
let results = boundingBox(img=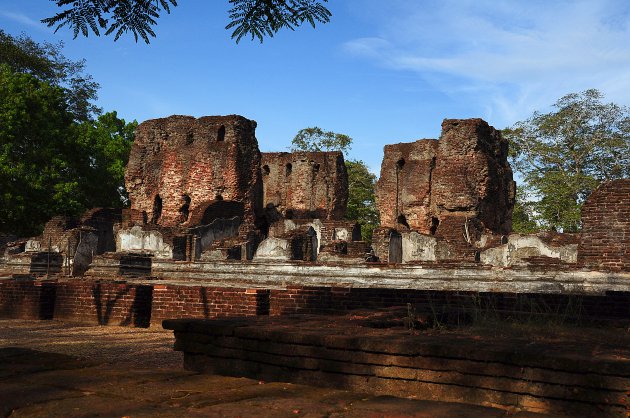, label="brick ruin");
[374,118,516,263]
[117,115,266,262]
[0,115,627,332]
[0,115,626,273]
[126,115,262,228]
[259,151,364,262]
[261,152,348,221]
